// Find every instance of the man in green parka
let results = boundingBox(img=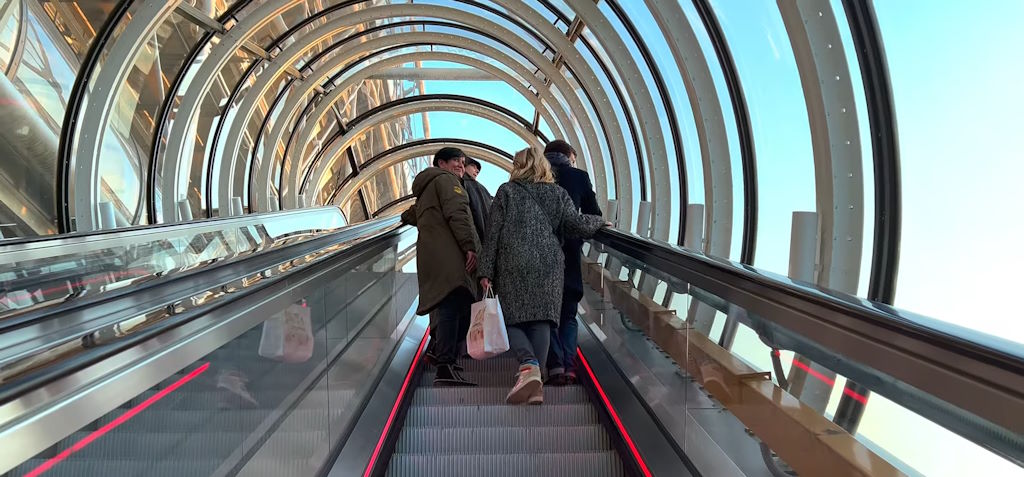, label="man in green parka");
[401,147,480,386]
